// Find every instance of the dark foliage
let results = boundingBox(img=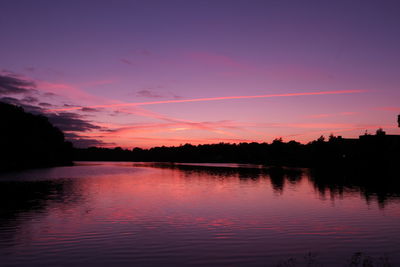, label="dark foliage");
[75,132,400,171]
[0,102,73,170]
